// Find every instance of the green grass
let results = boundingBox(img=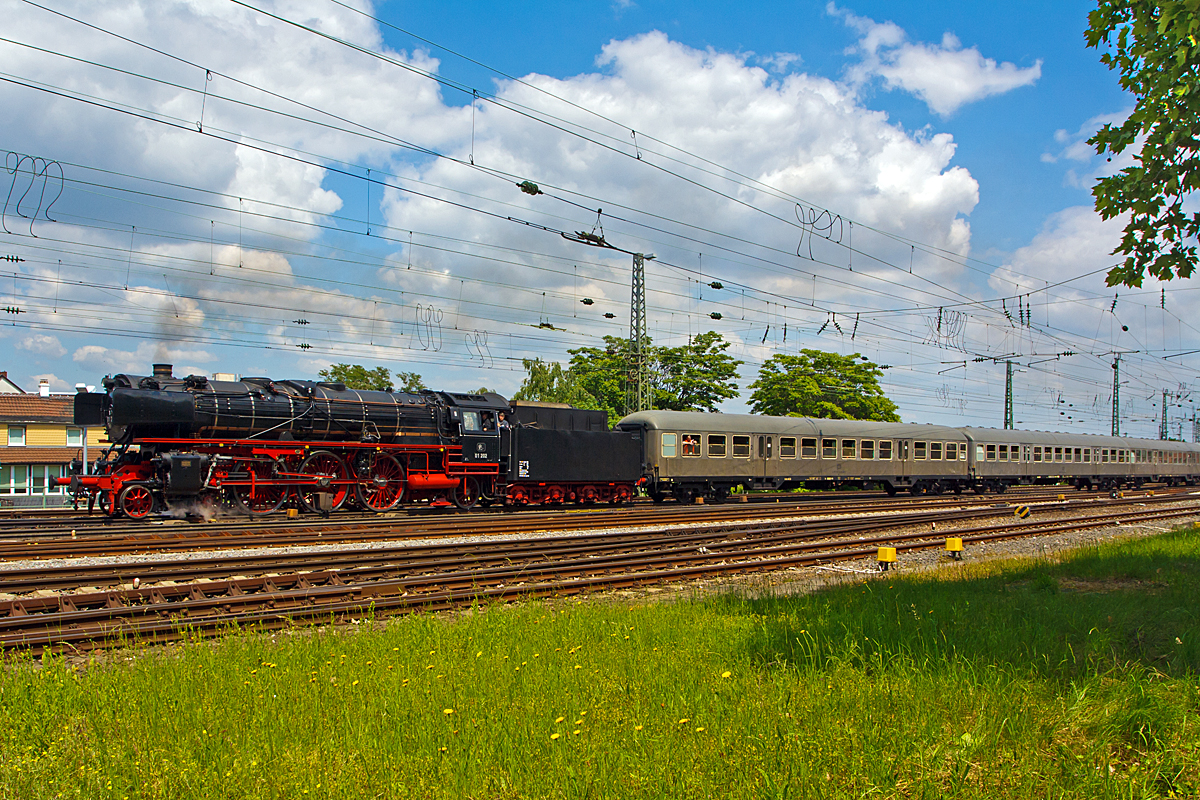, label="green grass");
[2,529,1199,799]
